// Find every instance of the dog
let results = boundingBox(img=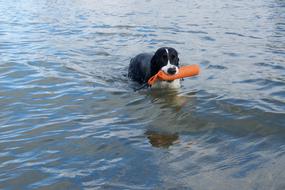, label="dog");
[128,47,181,88]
